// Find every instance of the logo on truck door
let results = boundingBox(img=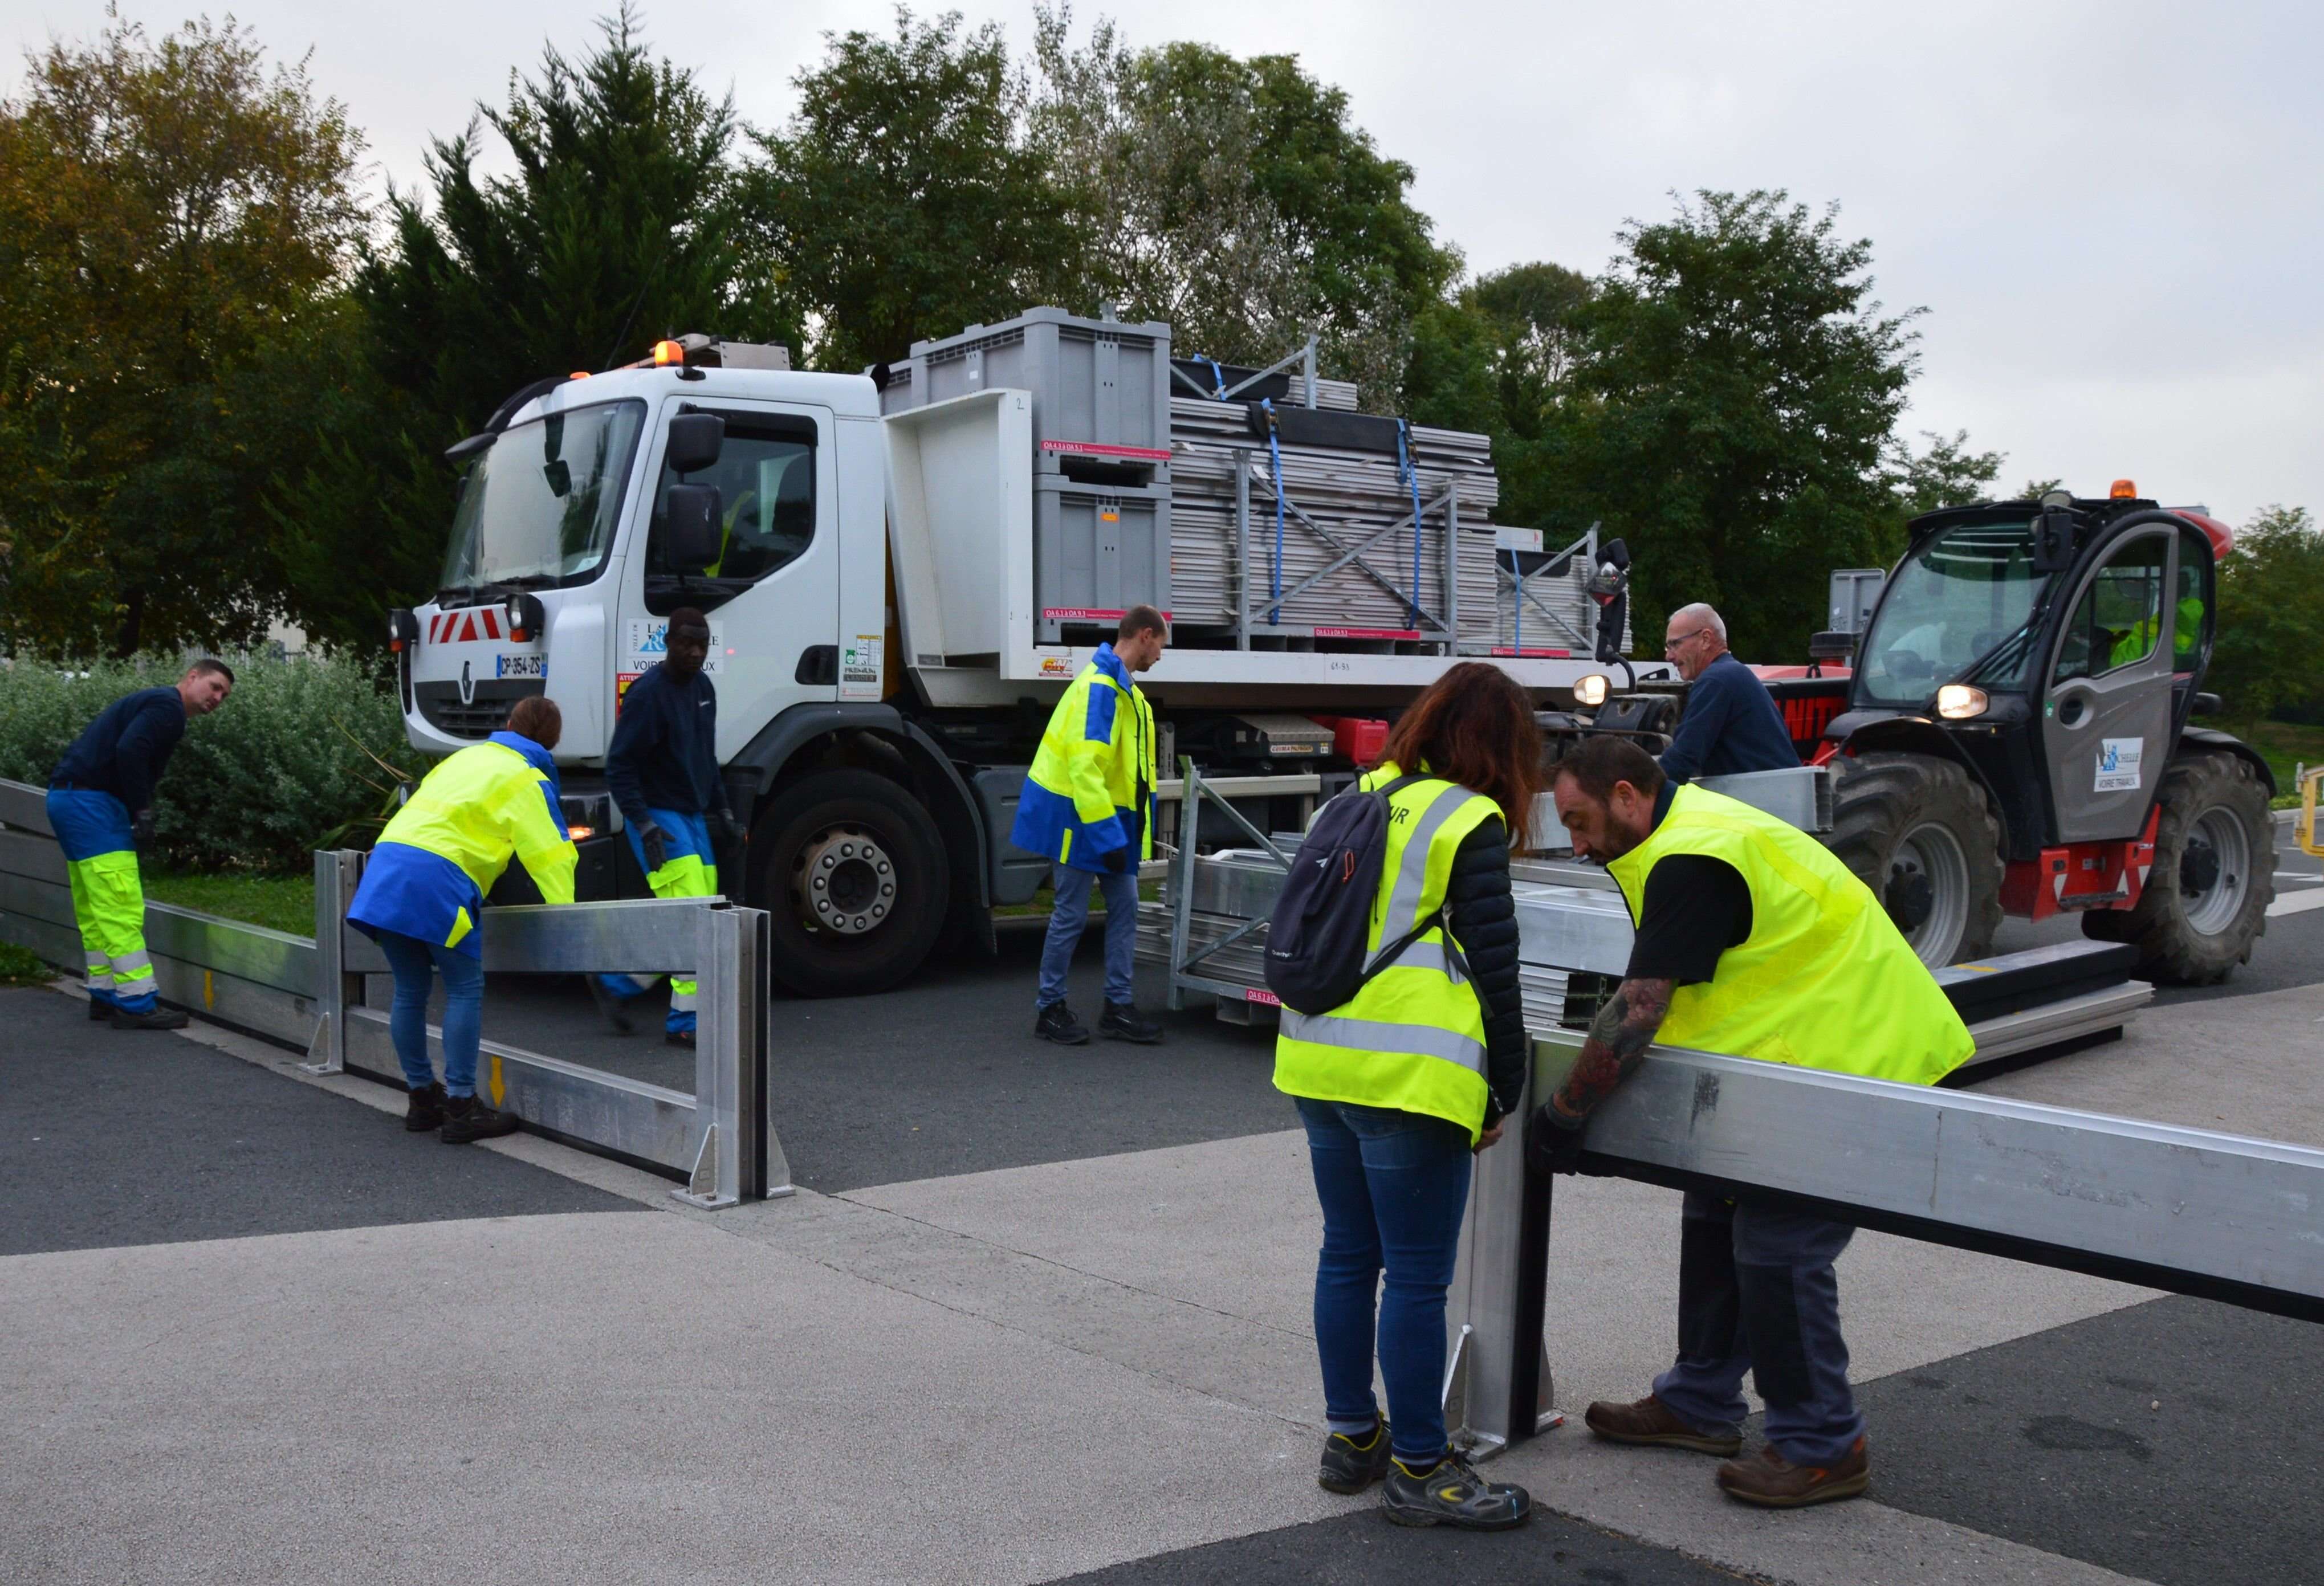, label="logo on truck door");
[623,618,725,675]
[2095,737,2144,792]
